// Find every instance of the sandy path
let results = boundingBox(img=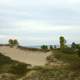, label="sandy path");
[0,46,51,66]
